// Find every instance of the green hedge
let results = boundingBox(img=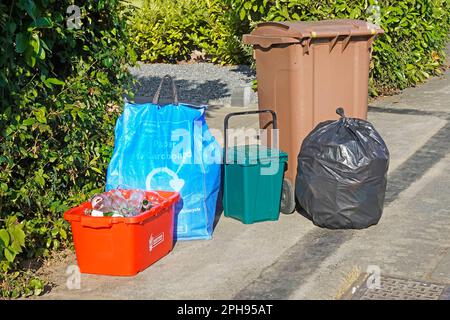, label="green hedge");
[130,0,450,94]
[129,0,250,64]
[0,0,135,297]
